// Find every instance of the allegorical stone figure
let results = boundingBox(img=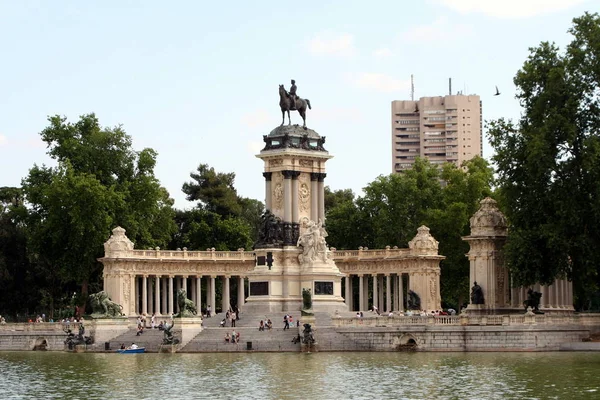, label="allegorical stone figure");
[470,281,485,305]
